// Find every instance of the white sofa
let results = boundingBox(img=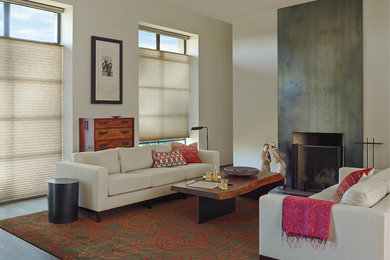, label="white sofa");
[259,167,390,260]
[55,144,219,222]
